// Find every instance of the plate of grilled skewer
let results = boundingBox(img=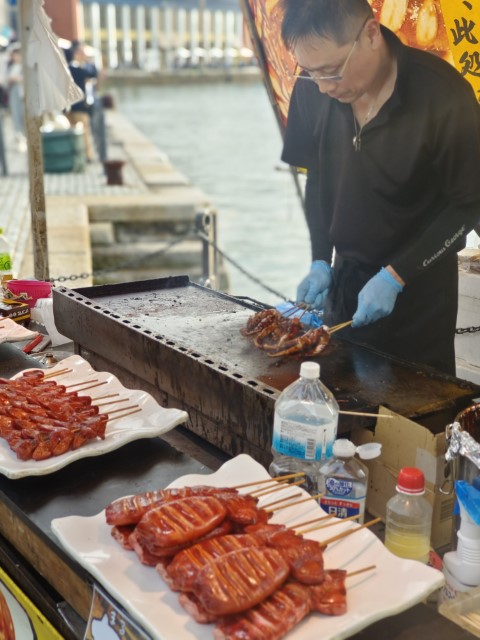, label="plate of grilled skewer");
[52,454,444,640]
[0,355,188,479]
